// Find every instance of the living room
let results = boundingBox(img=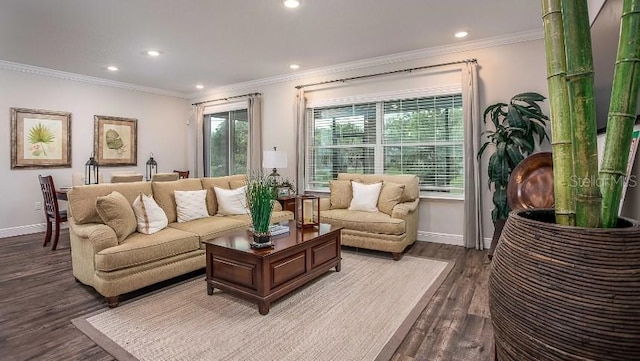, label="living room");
[2,0,639,360]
